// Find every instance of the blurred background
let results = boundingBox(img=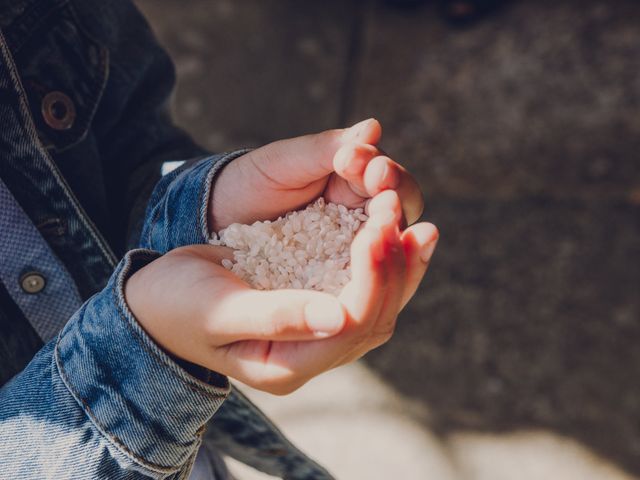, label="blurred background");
[135,1,640,478]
